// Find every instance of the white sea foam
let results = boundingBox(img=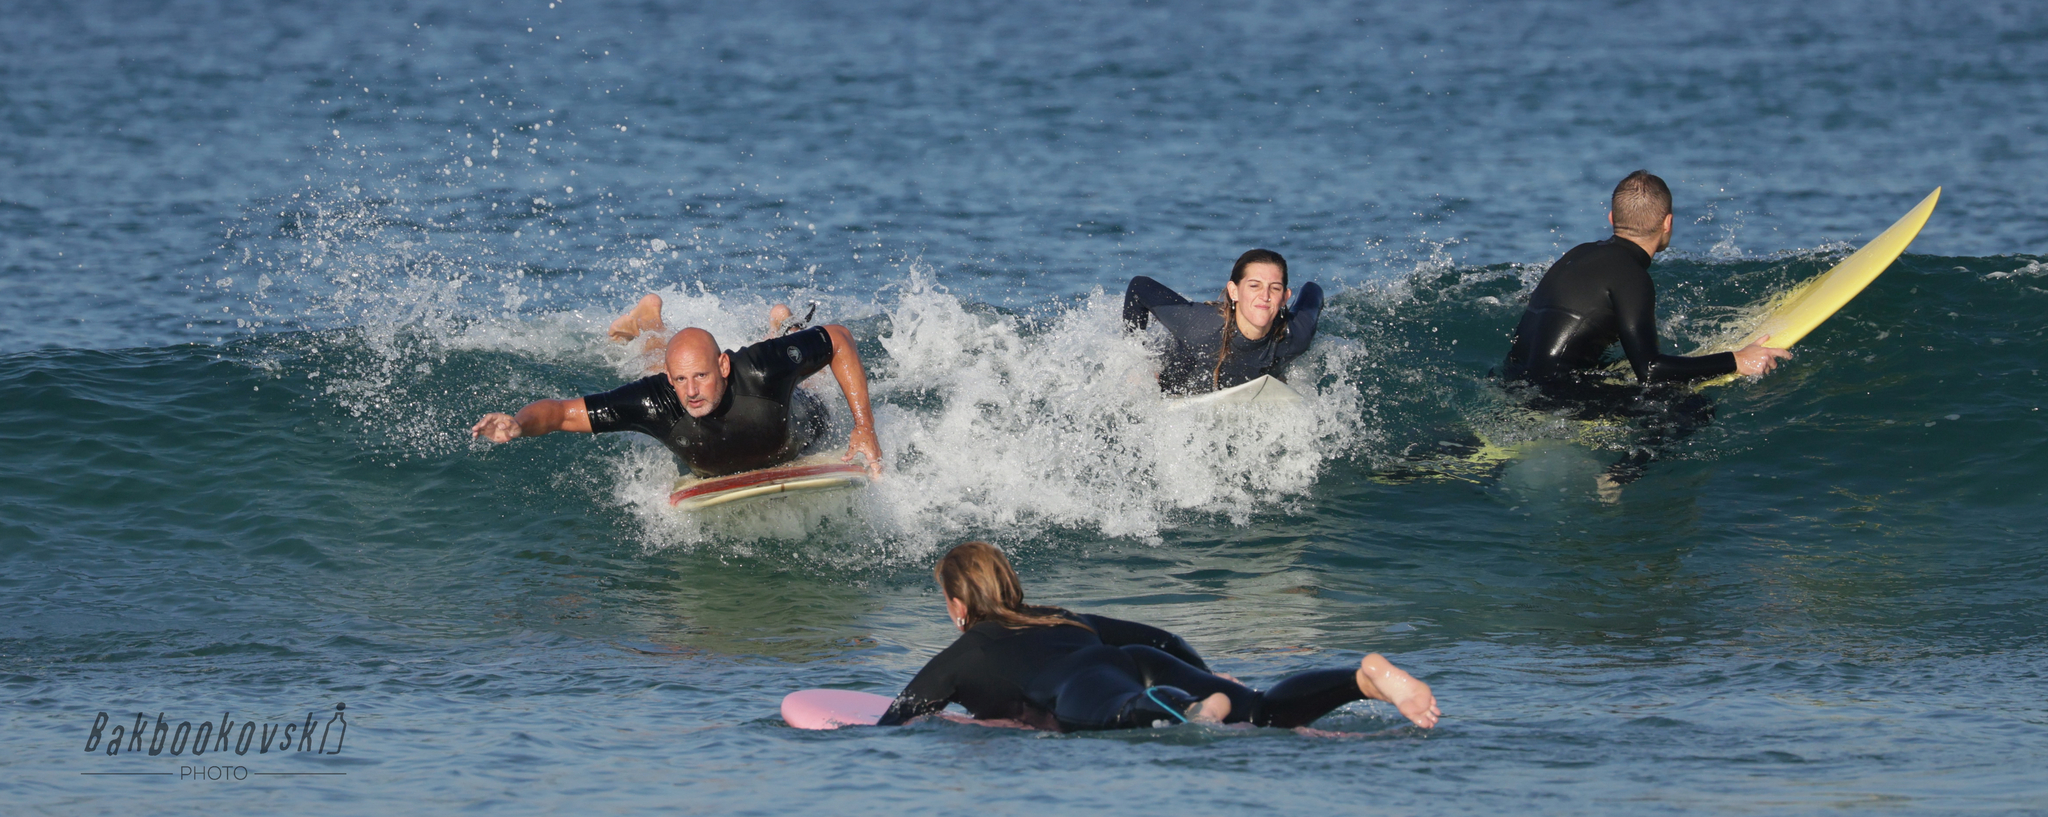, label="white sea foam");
[1985,259,2048,279]
[243,176,1378,556]
[276,243,1378,557]
[589,271,1375,556]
